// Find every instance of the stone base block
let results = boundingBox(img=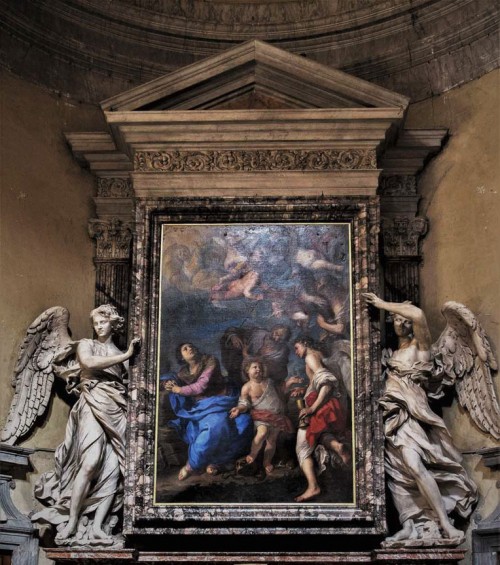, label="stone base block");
[45,548,467,564]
